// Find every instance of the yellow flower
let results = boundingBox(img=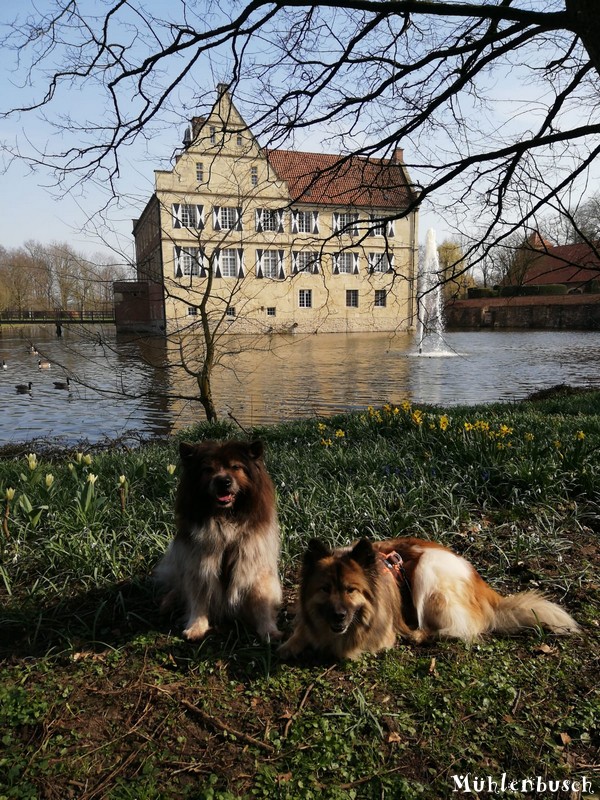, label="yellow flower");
[498,424,513,437]
[383,403,392,413]
[166,464,176,475]
[320,438,333,447]
[524,432,534,442]
[392,406,400,415]
[576,430,586,440]
[401,400,411,412]
[411,409,423,426]
[317,422,327,432]
[5,487,15,501]
[82,454,92,466]
[26,453,38,471]
[474,420,490,432]
[554,440,561,449]
[119,474,127,485]
[87,473,98,485]
[334,429,345,438]
[464,422,474,432]
[45,474,54,489]
[439,415,449,431]
[75,452,83,463]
